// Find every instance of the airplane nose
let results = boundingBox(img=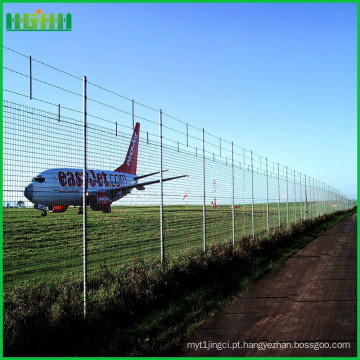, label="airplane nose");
[24,184,34,201]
